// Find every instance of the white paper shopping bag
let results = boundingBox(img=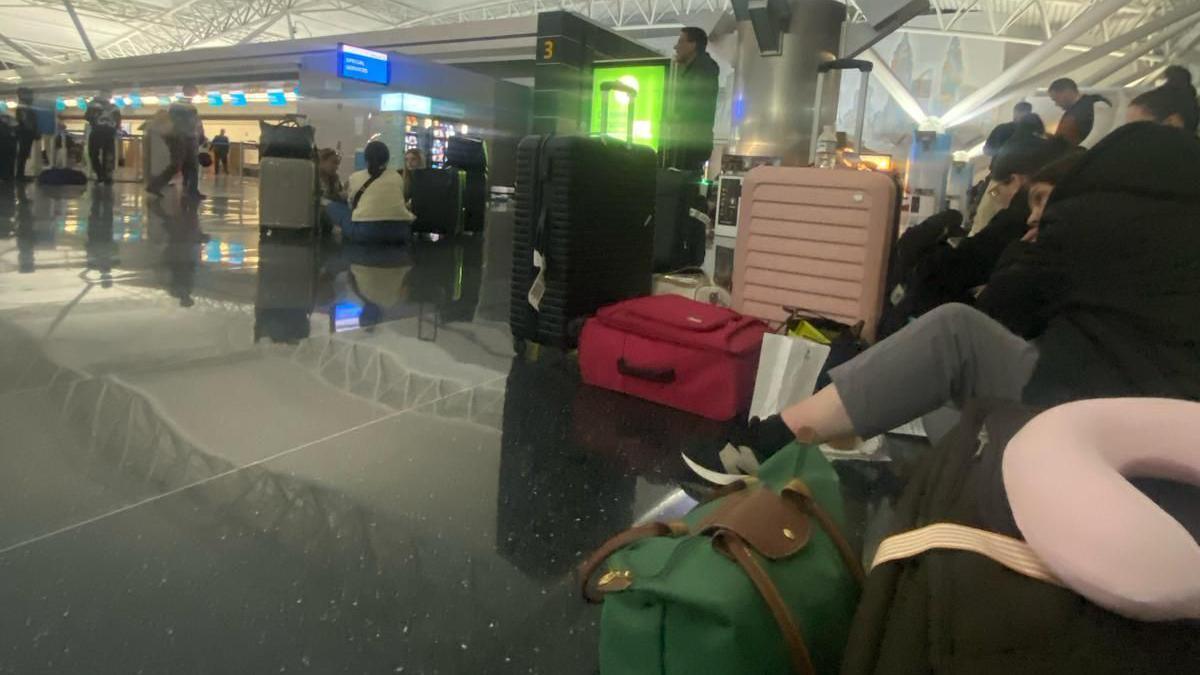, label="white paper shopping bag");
[748,333,831,421]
